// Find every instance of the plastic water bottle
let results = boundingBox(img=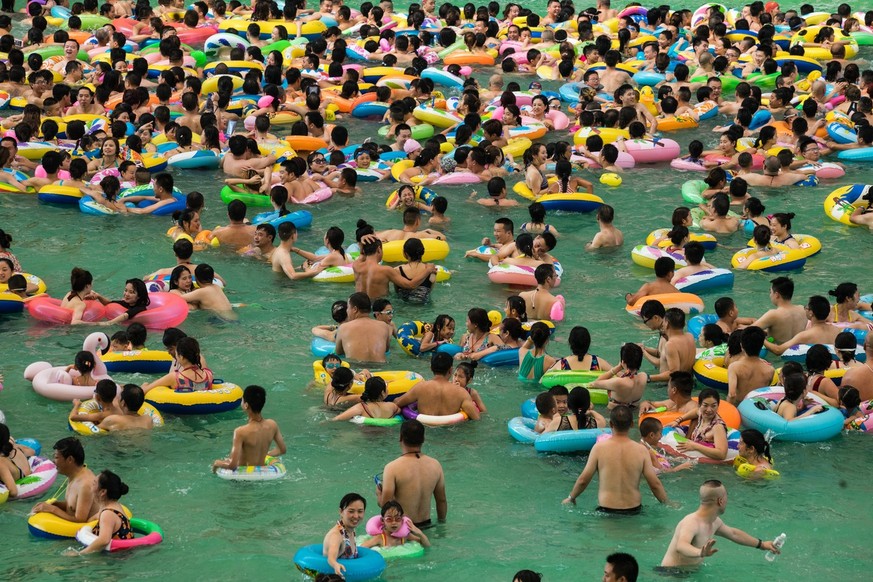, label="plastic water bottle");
[765,533,786,562]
